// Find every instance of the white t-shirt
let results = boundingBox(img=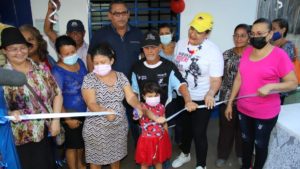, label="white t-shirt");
[77,42,89,68]
[174,39,224,101]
